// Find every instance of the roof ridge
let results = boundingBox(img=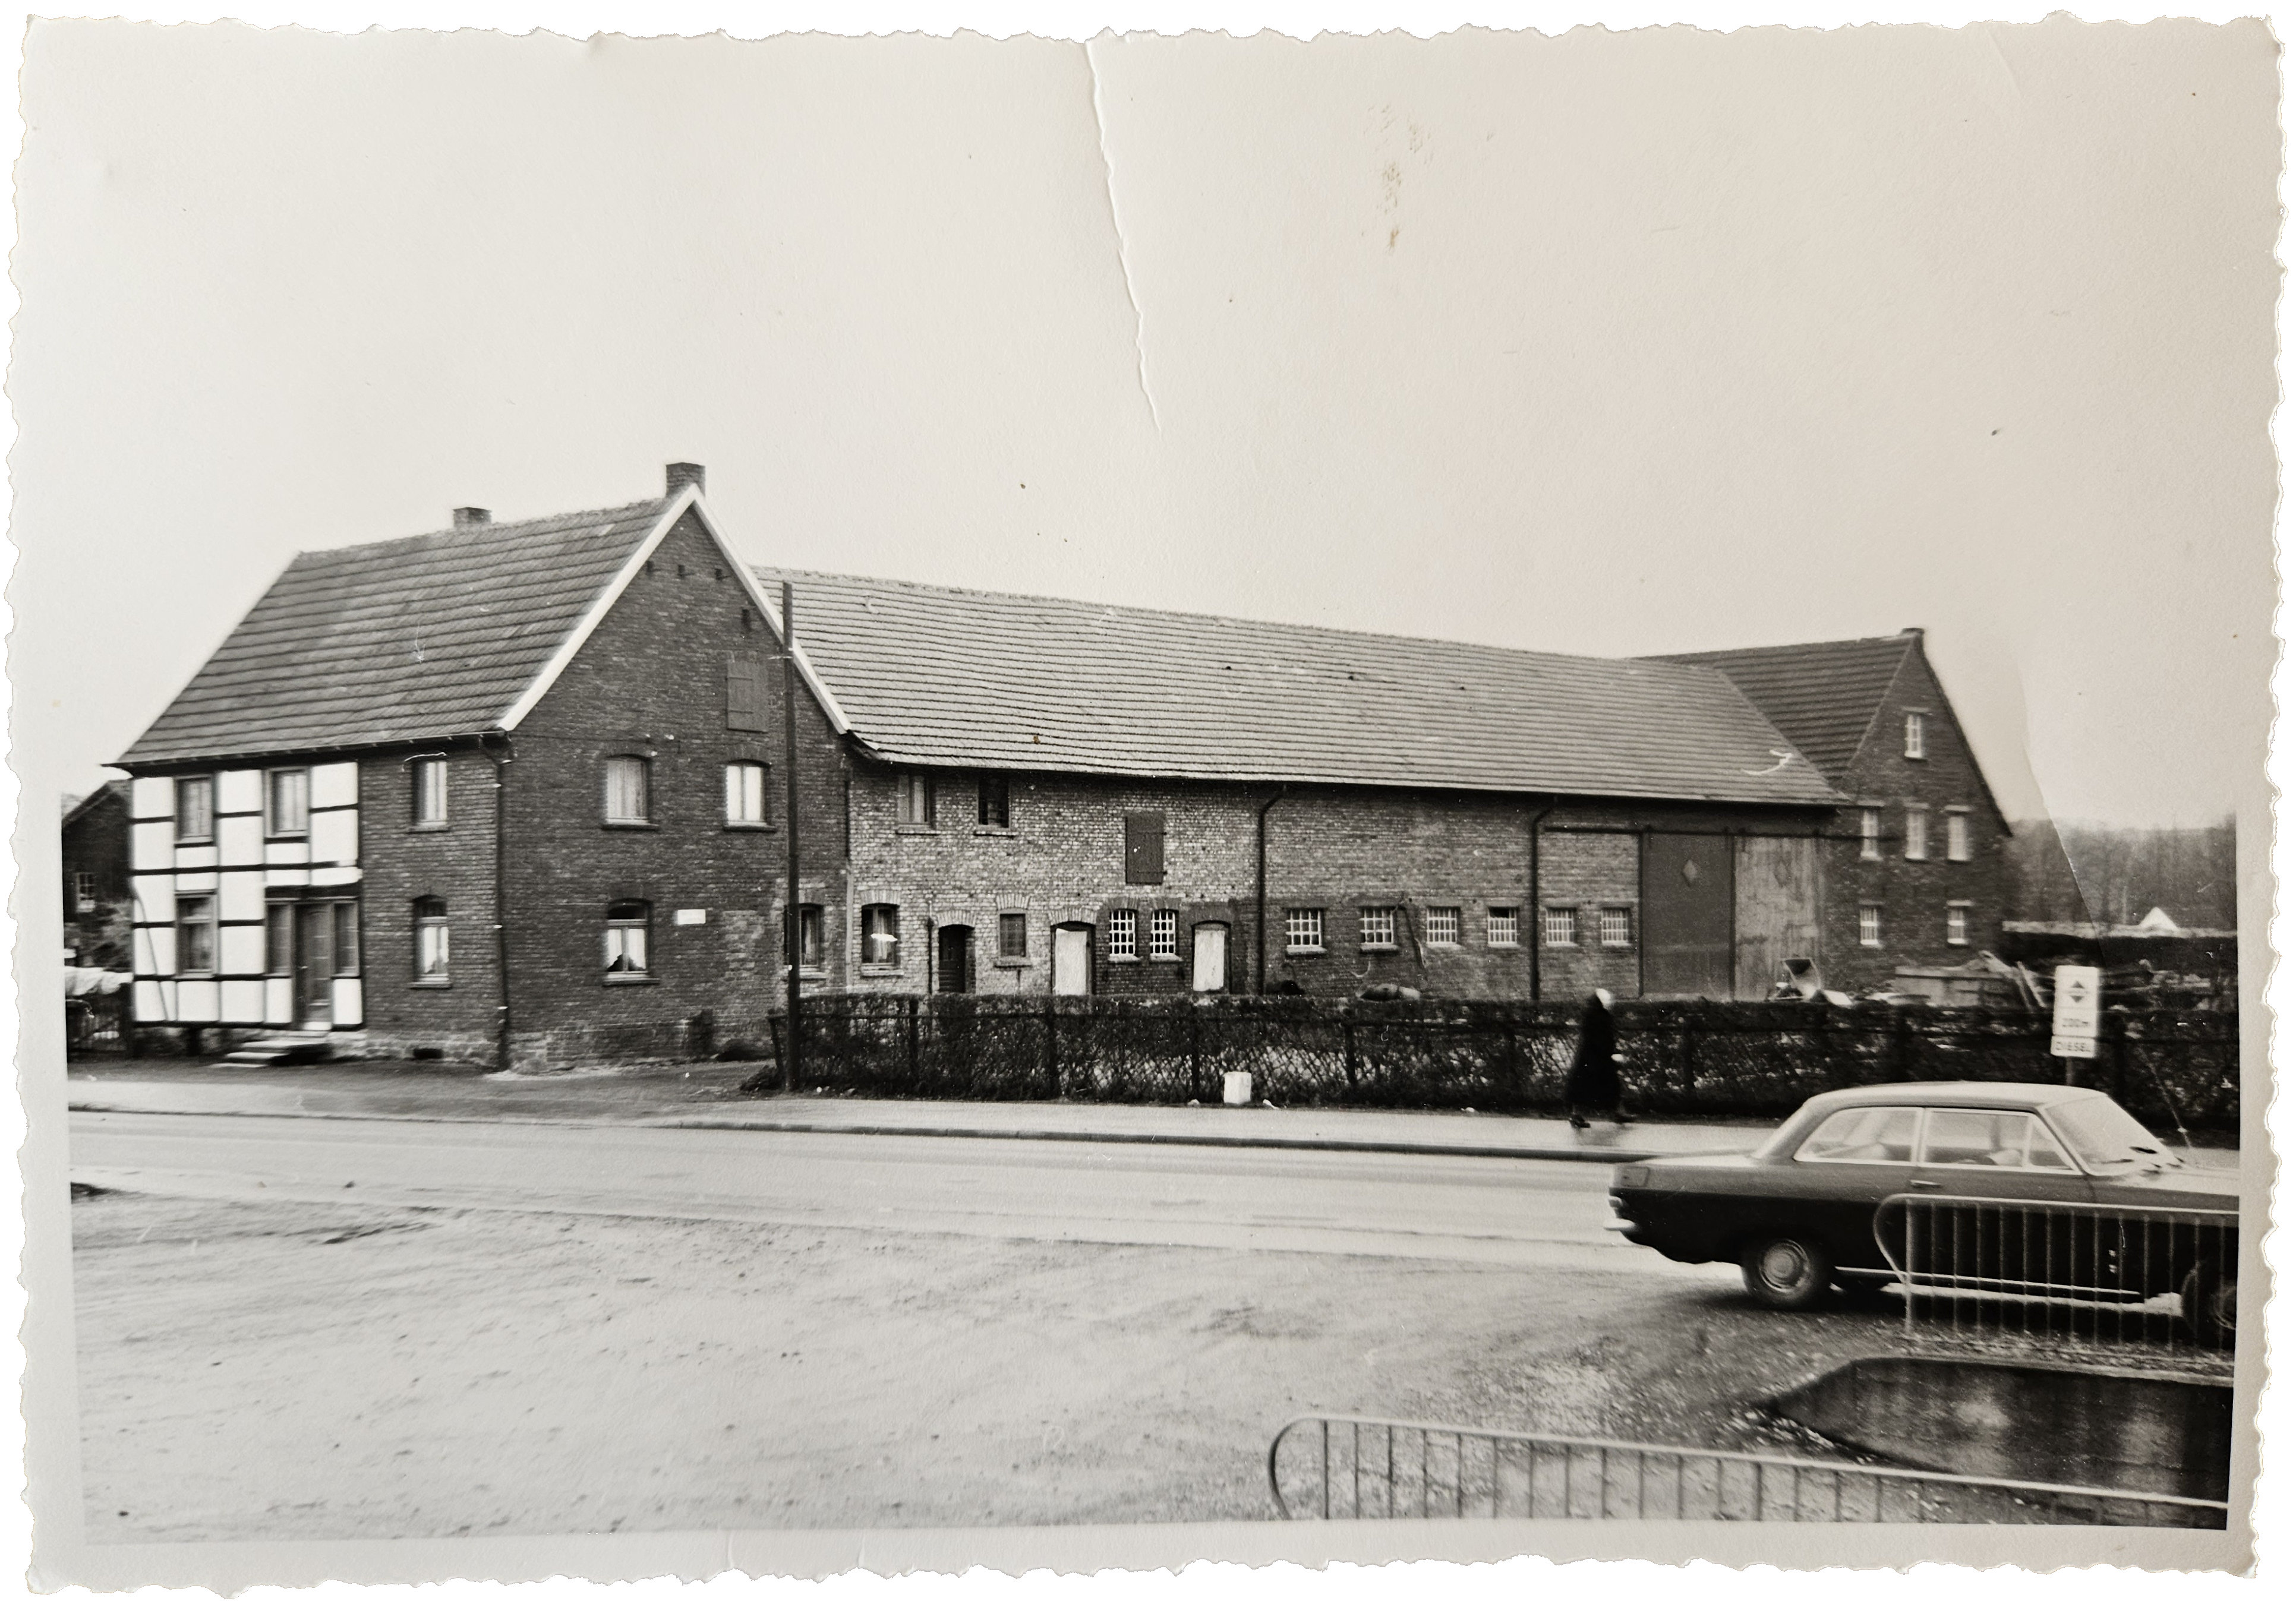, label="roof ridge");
[1646,632,1923,661]
[290,497,667,566]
